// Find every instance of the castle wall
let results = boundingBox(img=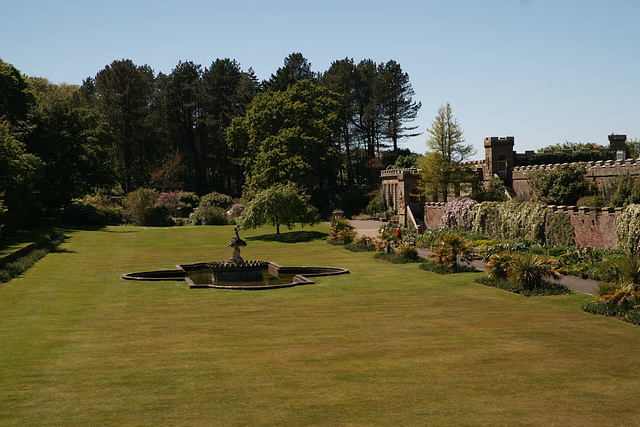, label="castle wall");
[423,203,621,250]
[423,202,446,229]
[511,158,640,196]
